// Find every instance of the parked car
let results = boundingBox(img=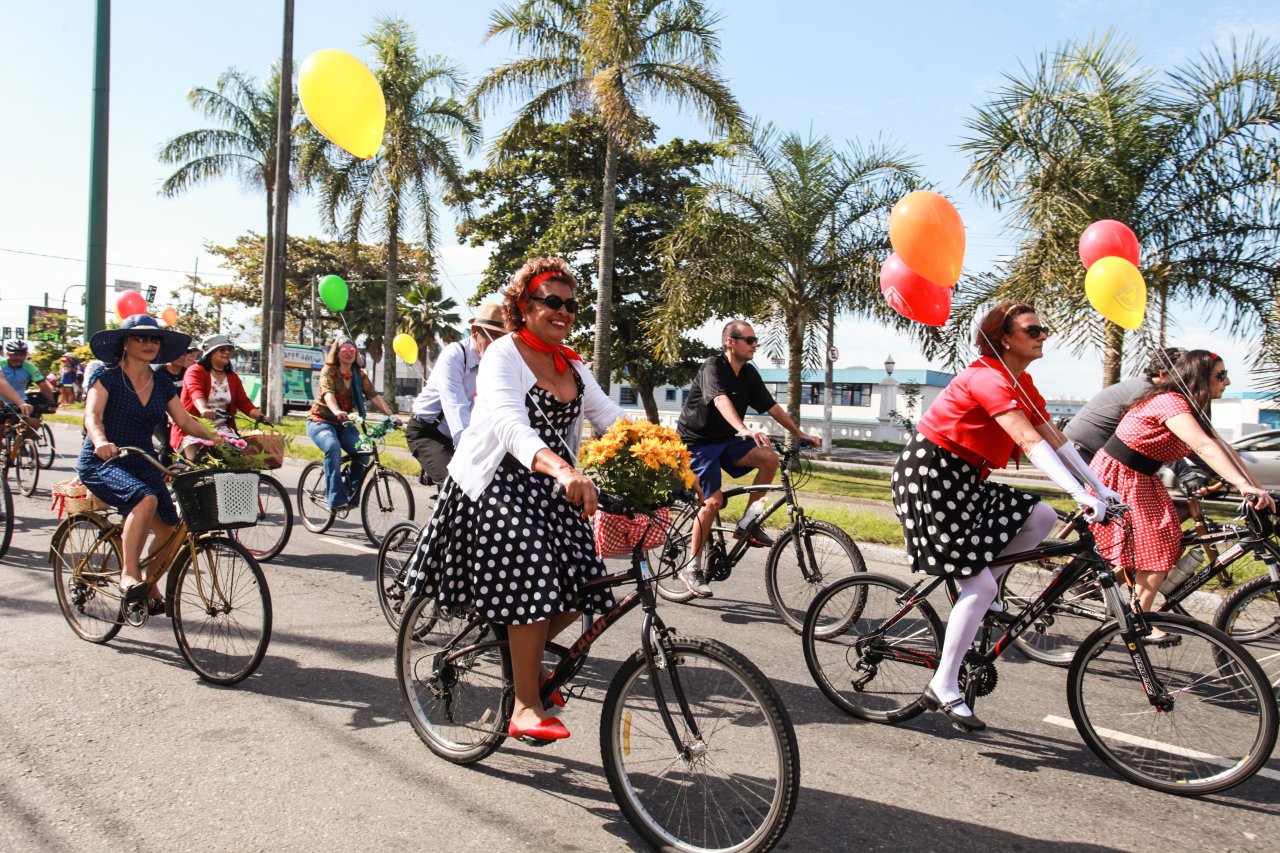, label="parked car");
[1160,429,1280,494]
